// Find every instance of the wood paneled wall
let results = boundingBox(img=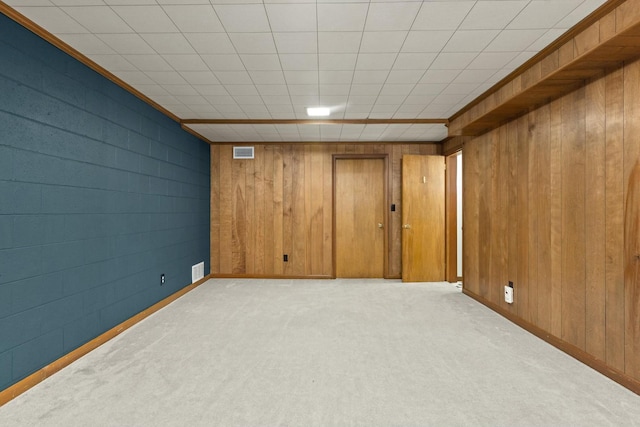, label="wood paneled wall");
[211,143,440,278]
[463,58,640,386]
